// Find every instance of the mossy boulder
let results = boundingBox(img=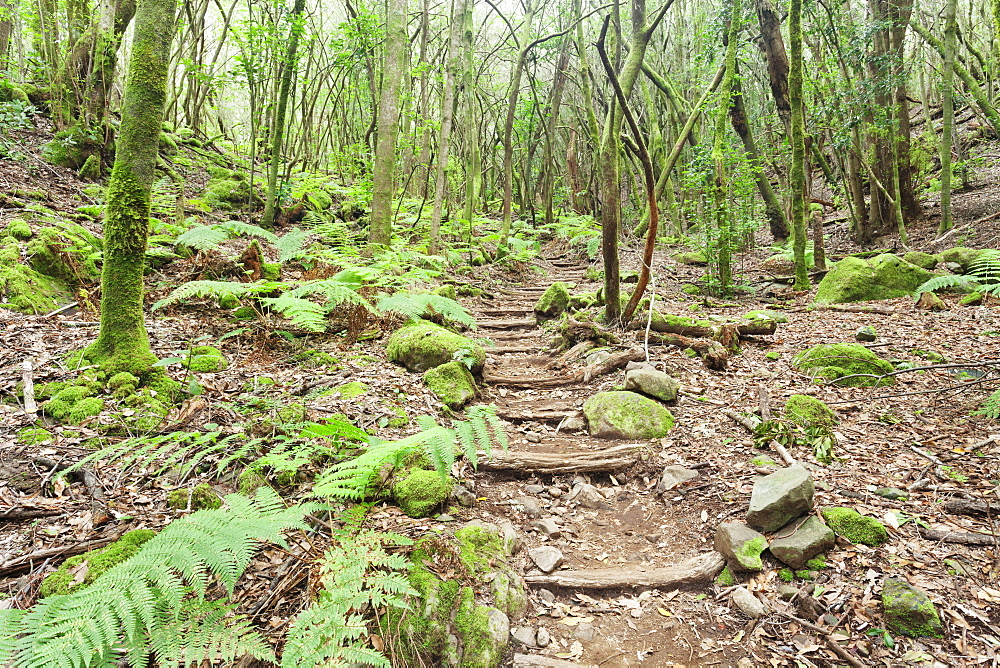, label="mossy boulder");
[167,483,222,511]
[39,529,156,597]
[674,250,707,265]
[583,391,675,439]
[182,345,228,372]
[392,470,454,518]
[204,176,262,209]
[903,251,940,270]
[42,126,102,170]
[814,254,933,304]
[793,343,895,387]
[0,237,73,314]
[387,321,486,374]
[939,247,984,273]
[784,395,836,429]
[434,284,458,300]
[1,218,31,240]
[78,154,102,180]
[821,507,888,546]
[533,281,570,318]
[882,578,944,637]
[424,361,477,409]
